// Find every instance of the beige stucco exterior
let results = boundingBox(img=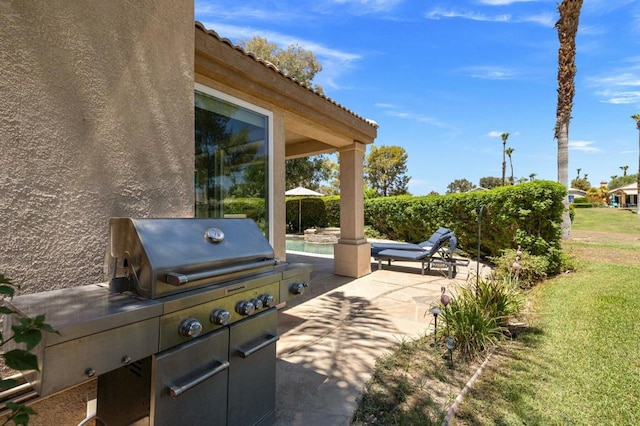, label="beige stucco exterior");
[1,1,195,293]
[1,1,194,422]
[0,2,375,422]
